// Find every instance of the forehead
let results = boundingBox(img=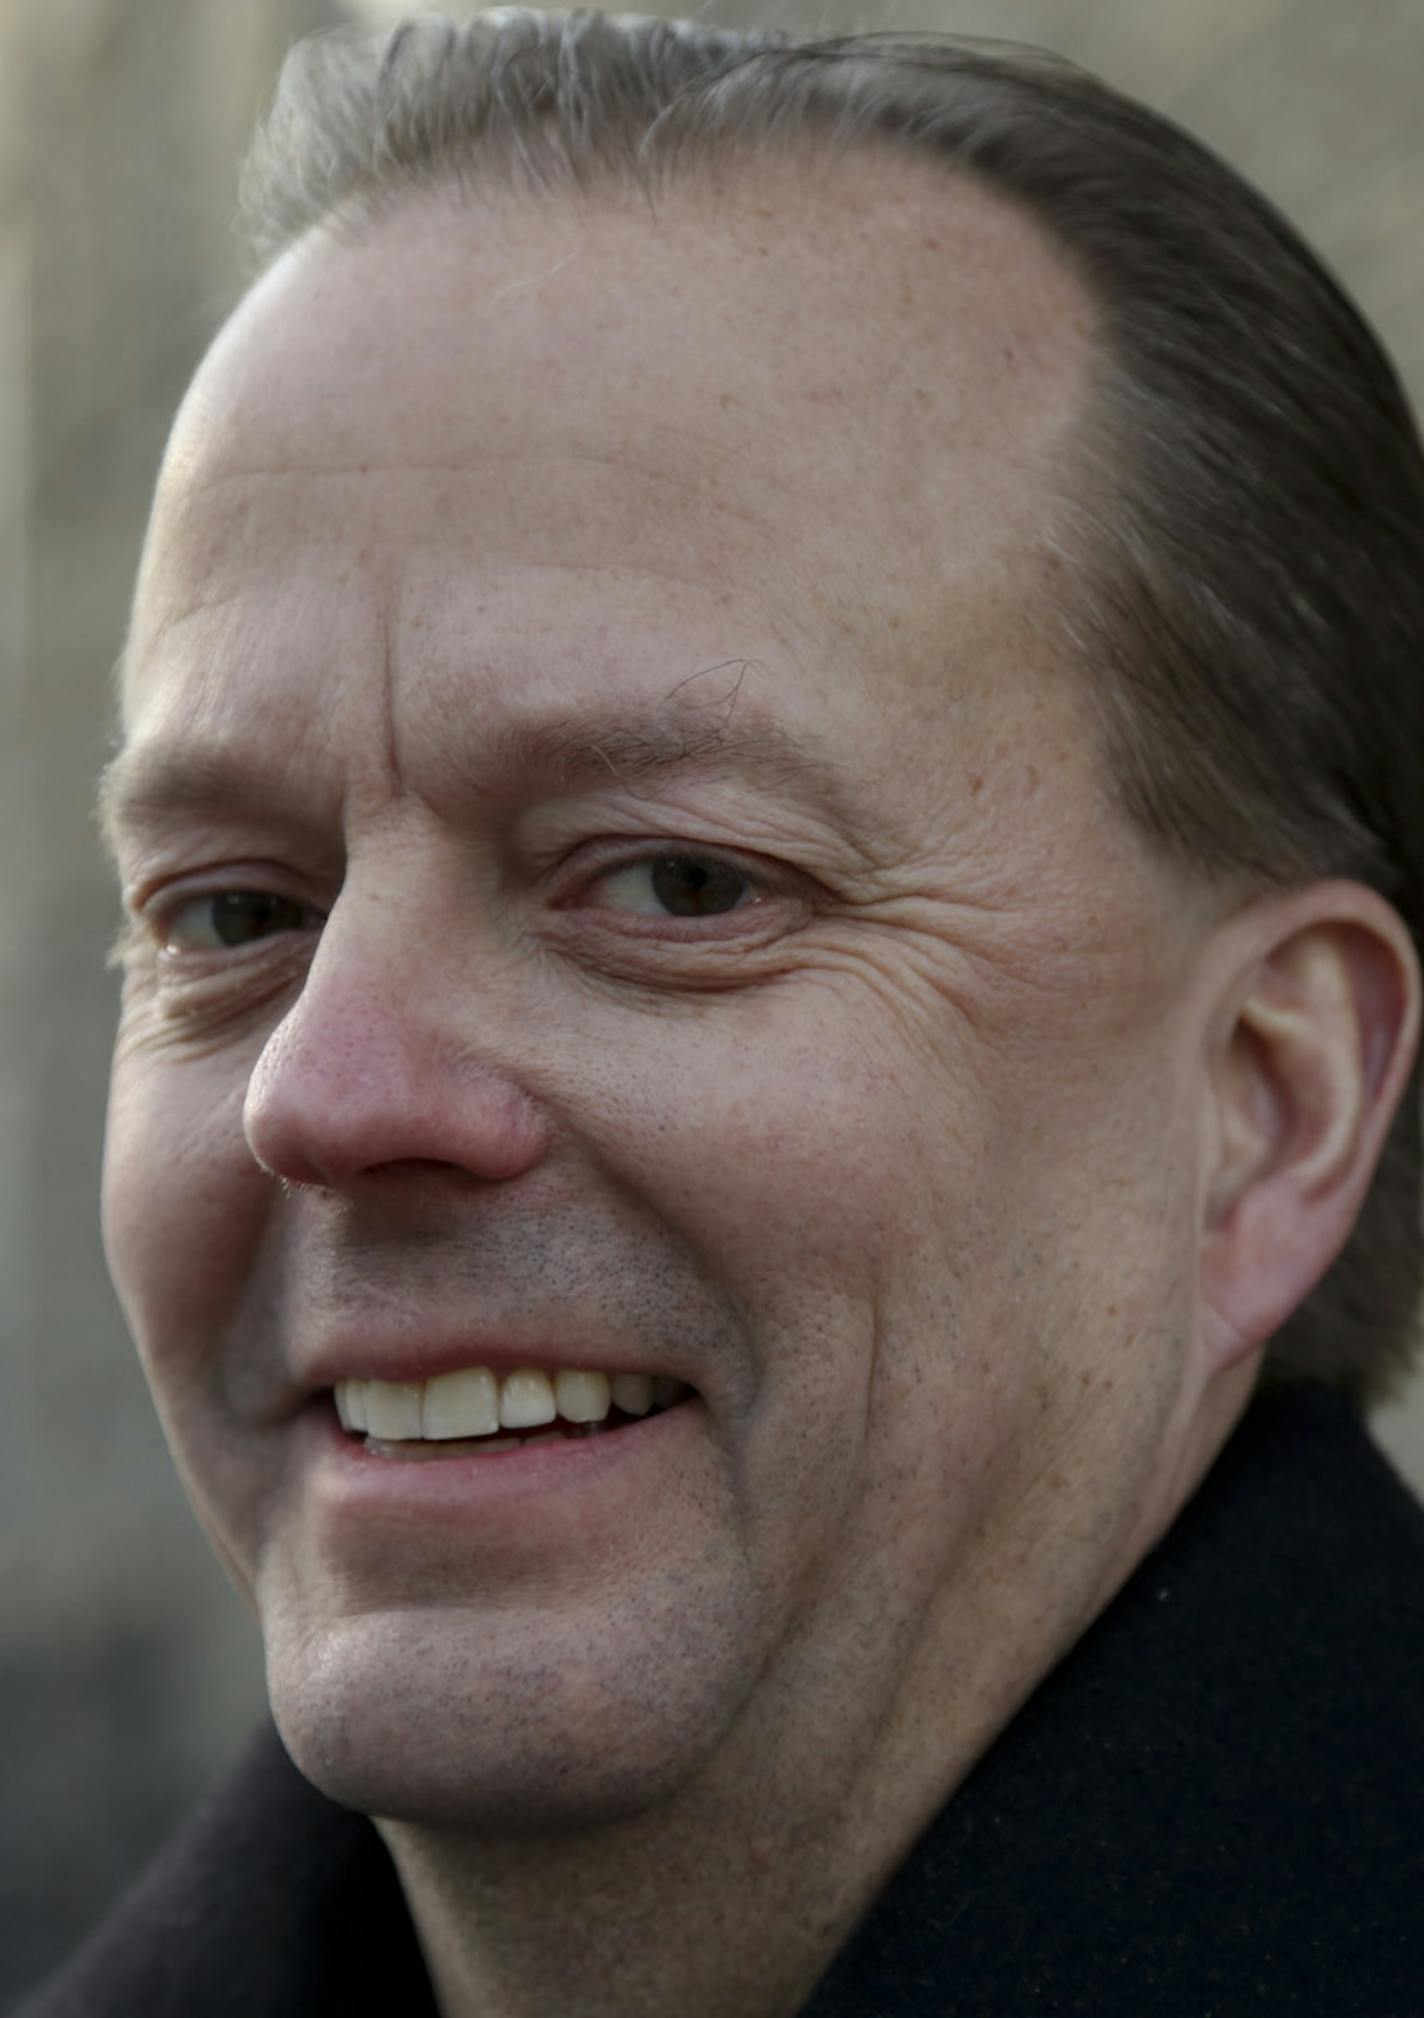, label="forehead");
[116,151,1101,859]
[162,147,1092,468]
